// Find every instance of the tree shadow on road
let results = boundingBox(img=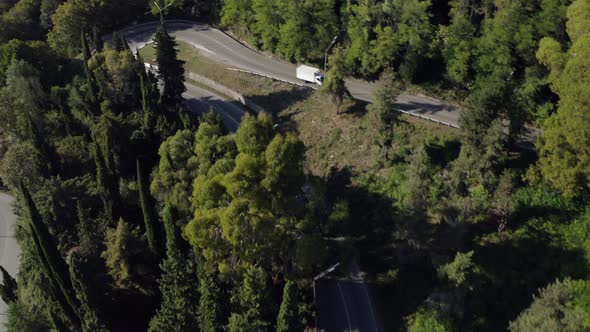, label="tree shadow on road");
[323,166,439,331]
